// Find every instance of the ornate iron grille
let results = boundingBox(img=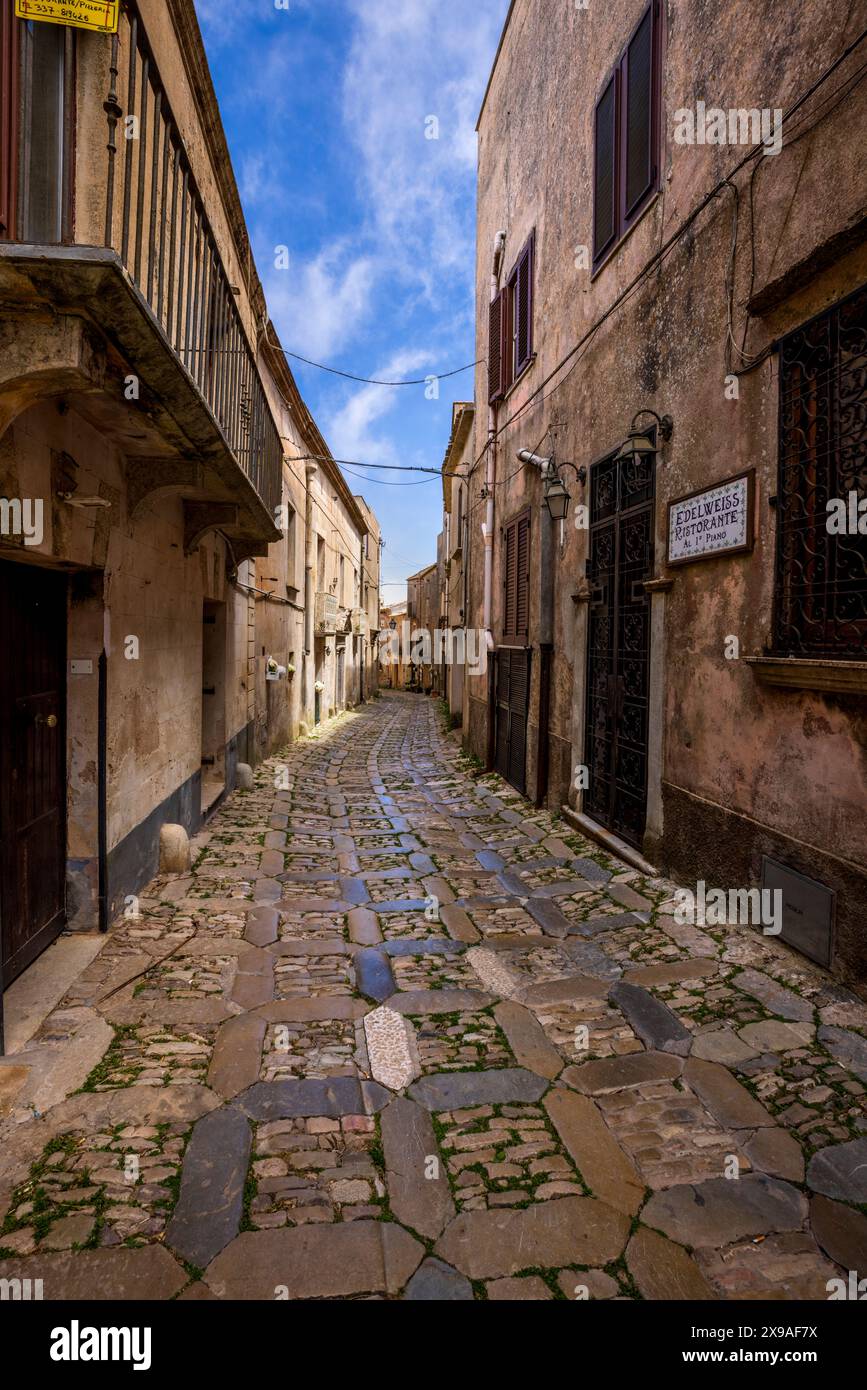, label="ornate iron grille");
[585,450,654,848]
[774,284,867,658]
